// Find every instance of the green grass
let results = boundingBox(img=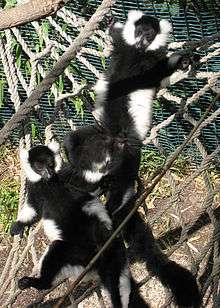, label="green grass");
[0,180,19,233]
[0,146,19,234]
[140,148,191,177]
[140,149,165,175]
